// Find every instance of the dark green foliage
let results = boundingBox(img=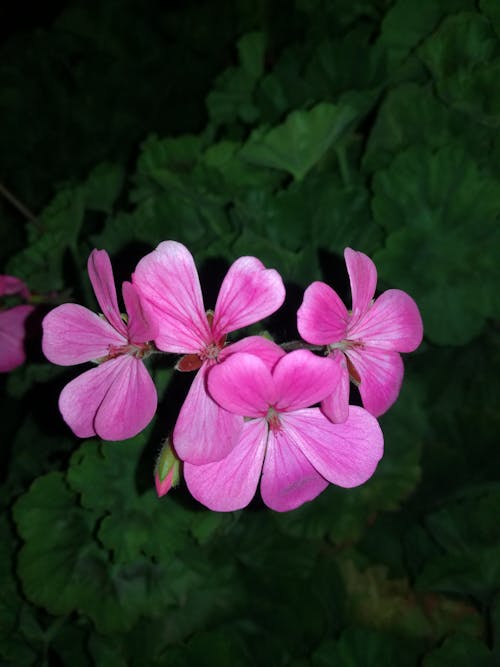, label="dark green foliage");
[1,1,497,665]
